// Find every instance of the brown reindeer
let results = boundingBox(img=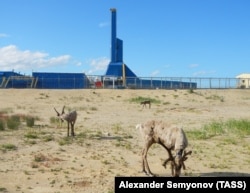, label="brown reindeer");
[136,120,192,177]
[140,100,151,108]
[54,106,77,137]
